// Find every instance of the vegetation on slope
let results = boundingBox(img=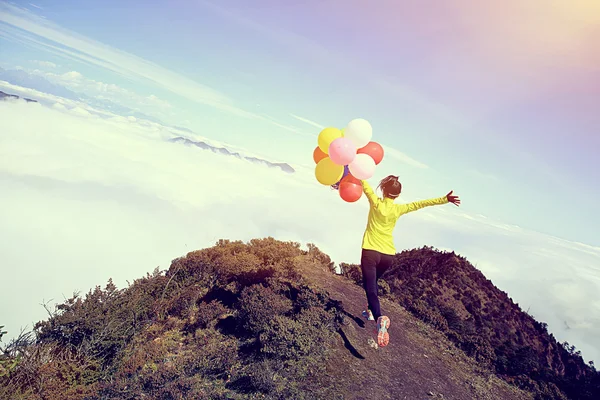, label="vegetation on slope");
[341,246,600,399]
[1,238,346,399]
[1,238,597,399]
